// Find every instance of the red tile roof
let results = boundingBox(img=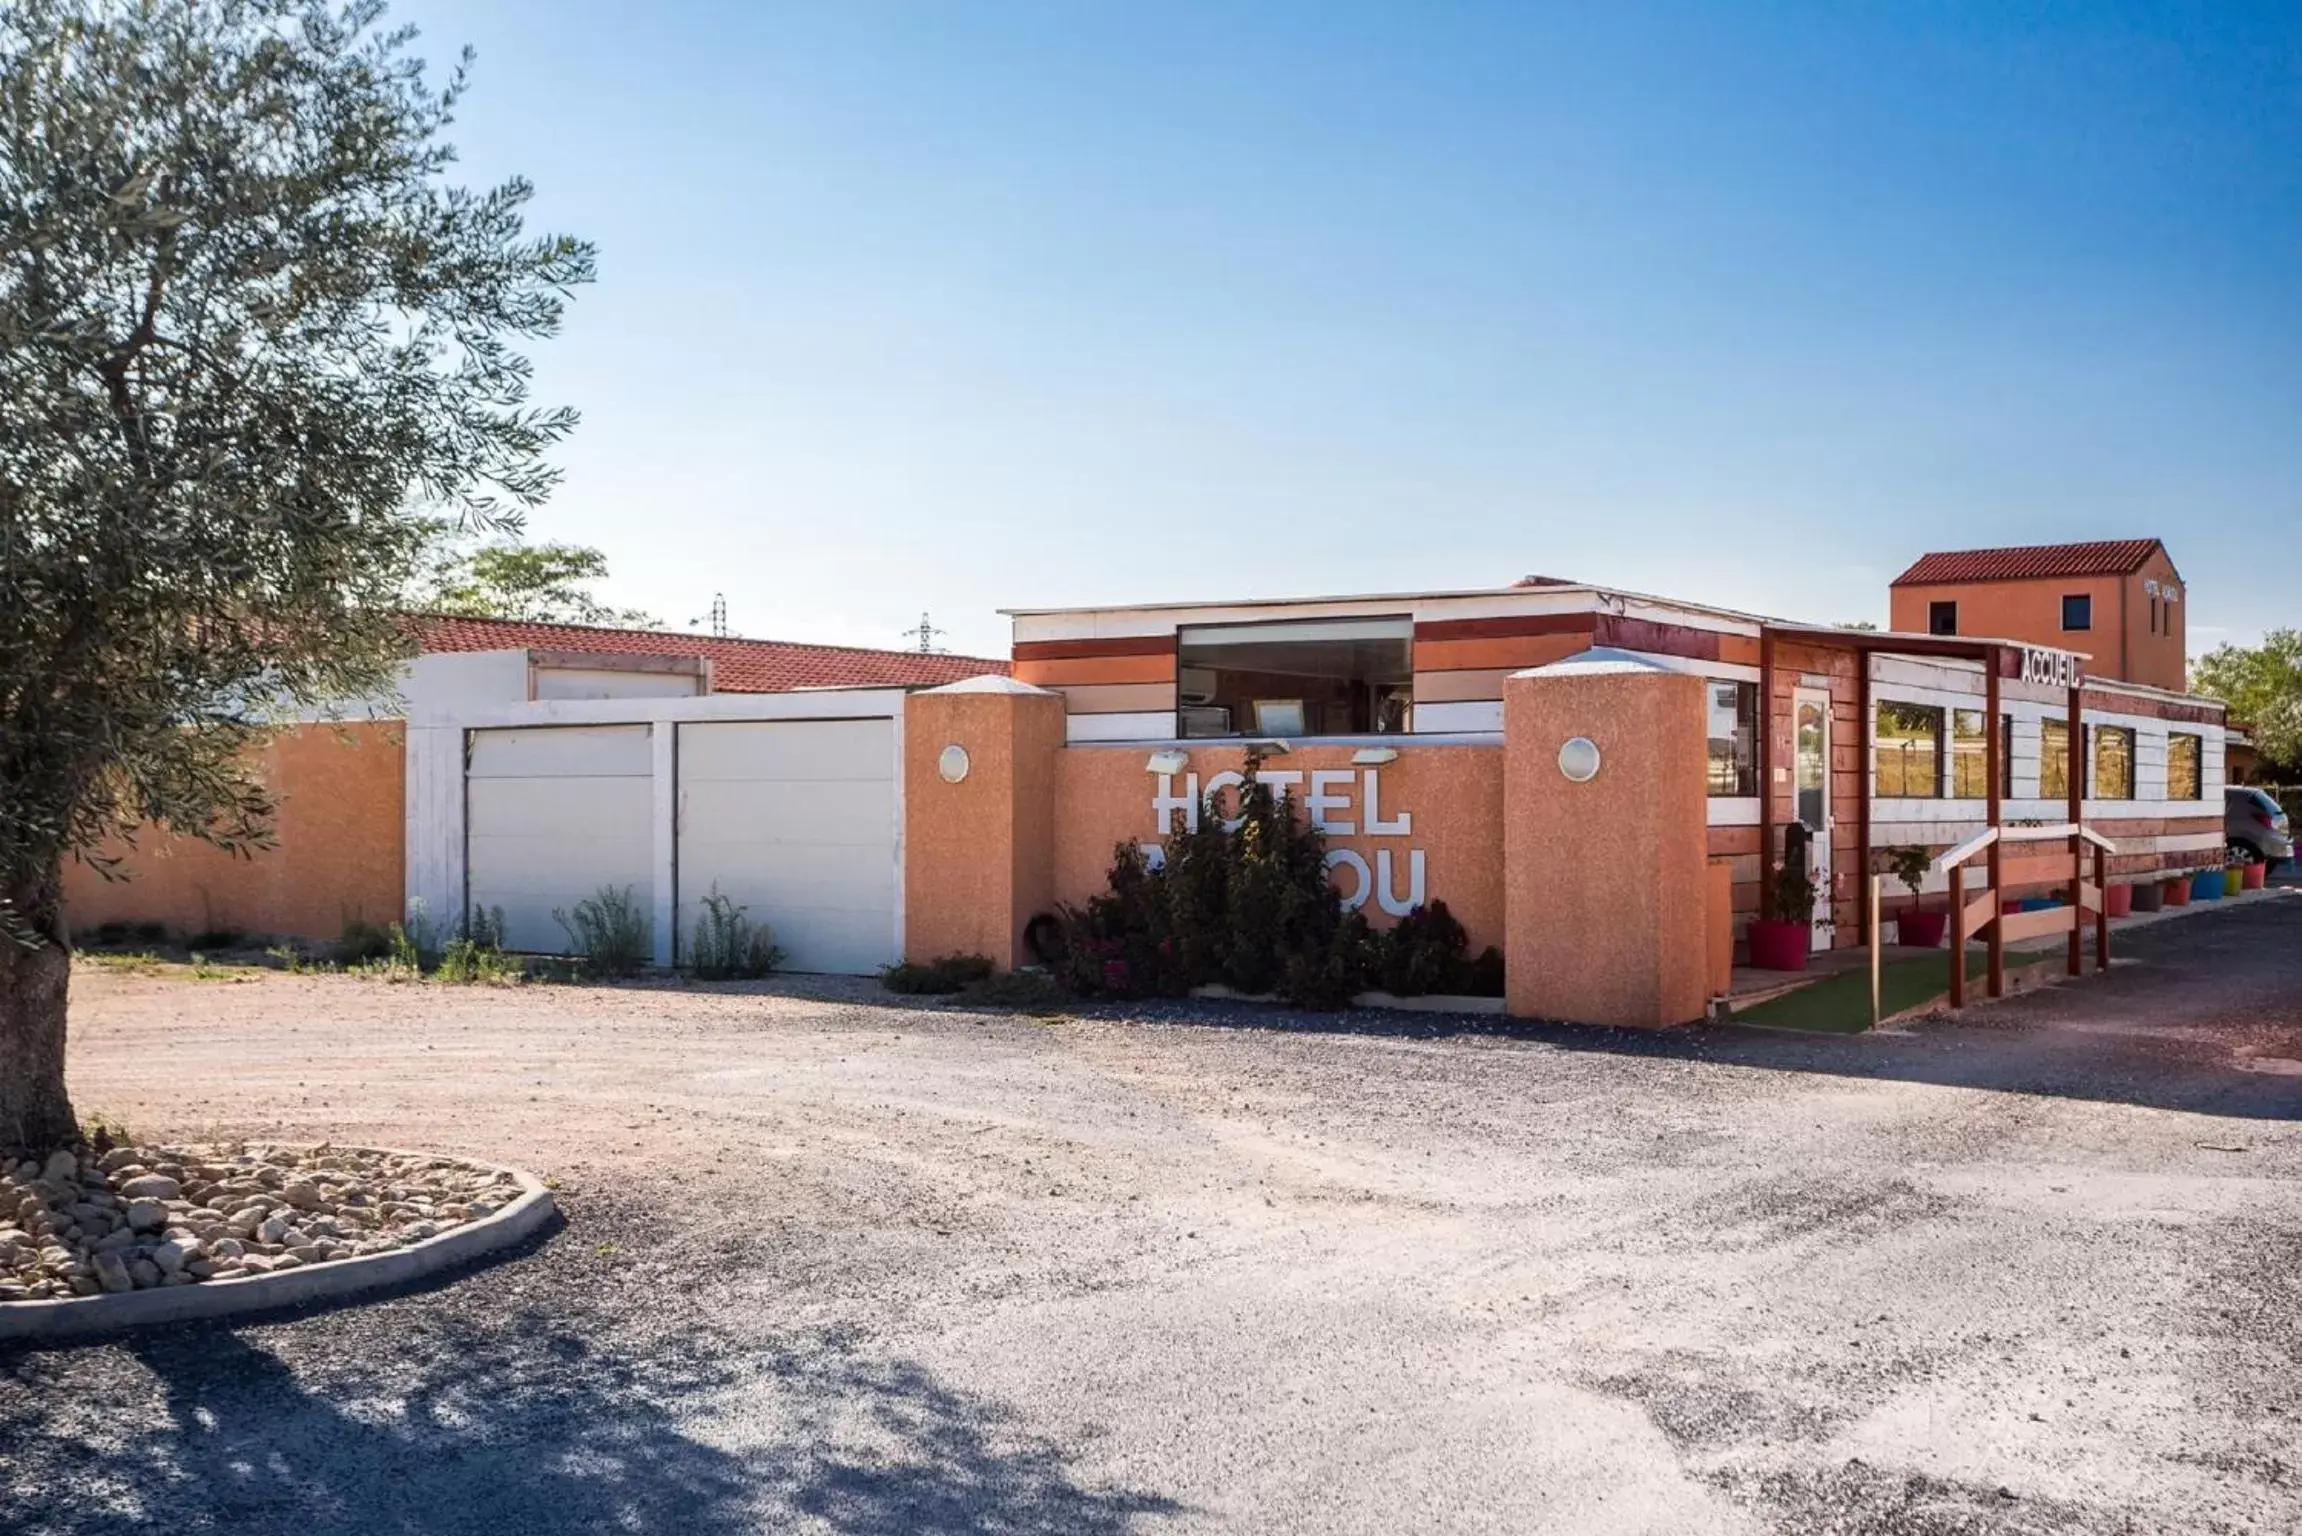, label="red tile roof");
[412,614,1009,693]
[1890,539,2164,587]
